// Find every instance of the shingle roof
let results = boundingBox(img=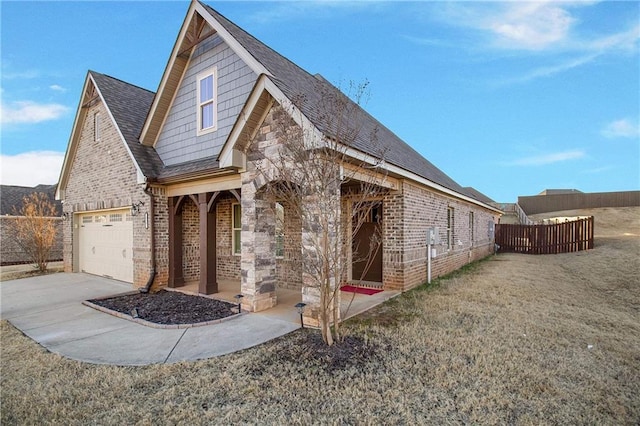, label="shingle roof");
[89,71,164,178]
[157,156,220,181]
[202,2,468,195]
[1,184,61,216]
[462,187,496,205]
